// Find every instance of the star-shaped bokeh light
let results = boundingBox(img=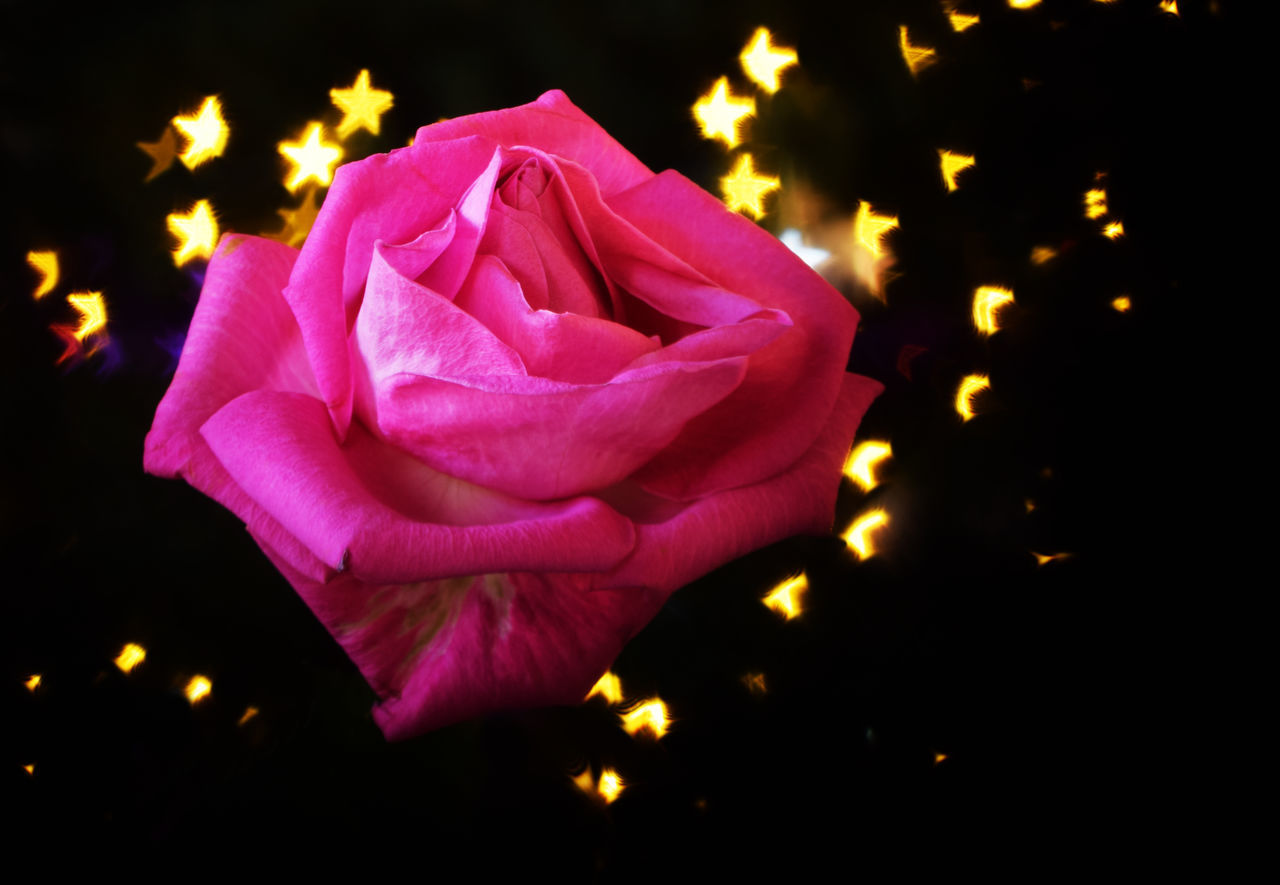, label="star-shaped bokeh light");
[844,441,893,492]
[167,200,220,266]
[947,10,980,32]
[620,698,670,739]
[279,123,343,192]
[330,69,394,139]
[972,286,1015,336]
[137,126,178,182]
[899,26,937,76]
[854,200,899,259]
[269,185,322,248]
[693,76,755,148]
[954,373,991,421]
[842,509,889,560]
[739,27,798,94]
[763,573,807,620]
[26,250,58,300]
[939,149,976,192]
[585,671,624,704]
[720,153,780,219]
[67,291,106,341]
[172,96,228,170]
[113,643,146,674]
